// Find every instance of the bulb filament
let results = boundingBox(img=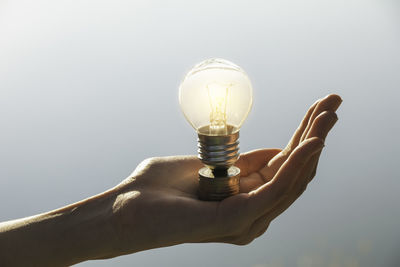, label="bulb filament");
[207,82,232,135]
